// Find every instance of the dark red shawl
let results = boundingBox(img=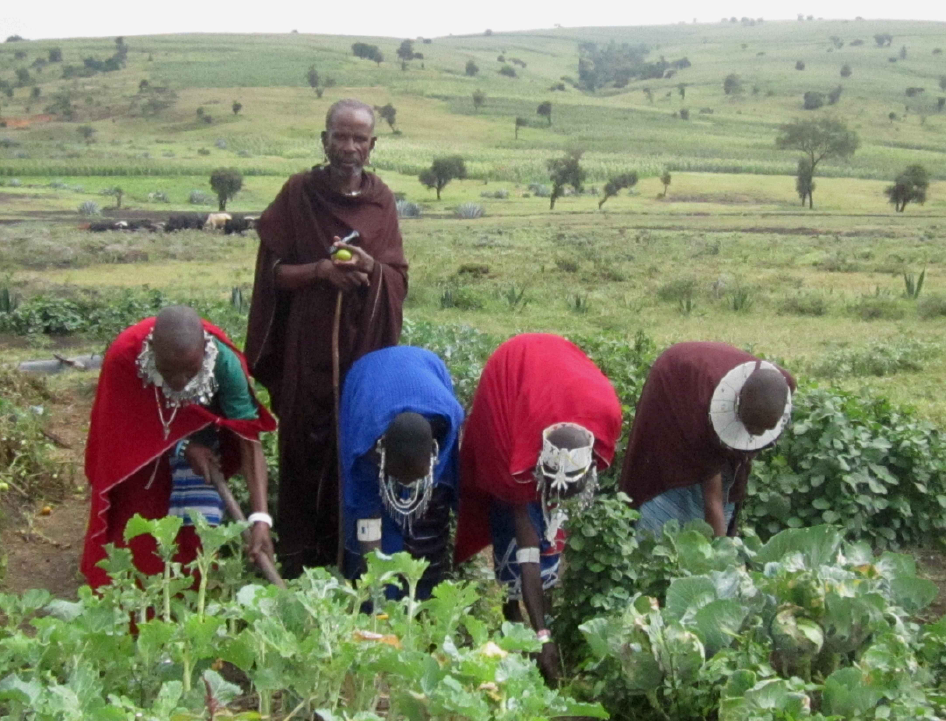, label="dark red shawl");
[80,318,276,588]
[244,166,408,418]
[455,334,623,564]
[619,342,796,508]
